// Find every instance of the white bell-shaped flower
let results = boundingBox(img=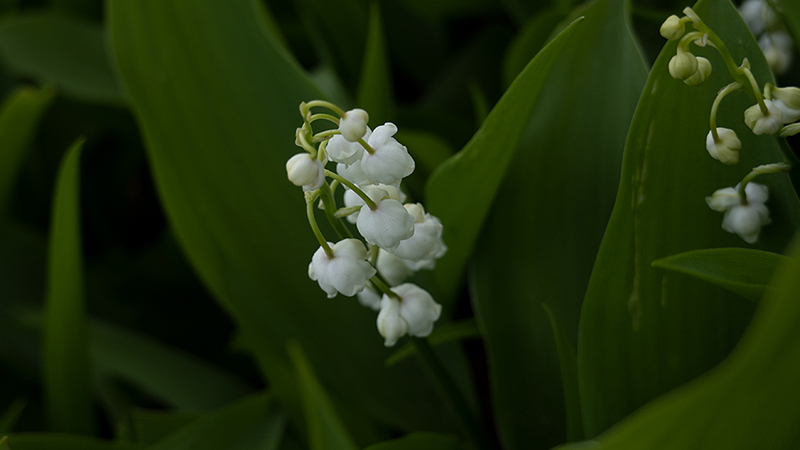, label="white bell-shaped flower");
[337,161,372,186]
[377,297,408,347]
[770,86,800,123]
[393,203,448,265]
[356,186,415,252]
[286,153,325,190]
[357,282,382,311]
[360,123,415,185]
[339,108,369,142]
[744,100,783,135]
[328,128,372,165]
[705,128,741,165]
[309,239,376,298]
[376,249,412,286]
[343,183,406,224]
[706,183,771,244]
